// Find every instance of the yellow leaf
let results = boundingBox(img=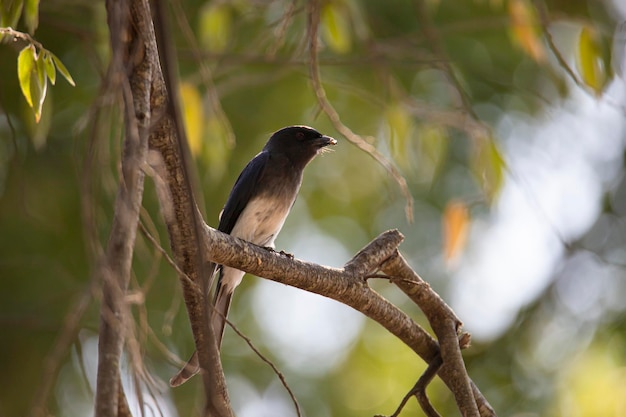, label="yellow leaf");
[18,45,36,108]
[443,200,469,264]
[577,26,609,96]
[203,115,232,180]
[198,3,232,53]
[321,2,352,54]
[17,45,47,122]
[418,124,448,183]
[385,103,414,169]
[508,0,545,62]
[472,135,505,203]
[179,82,203,157]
